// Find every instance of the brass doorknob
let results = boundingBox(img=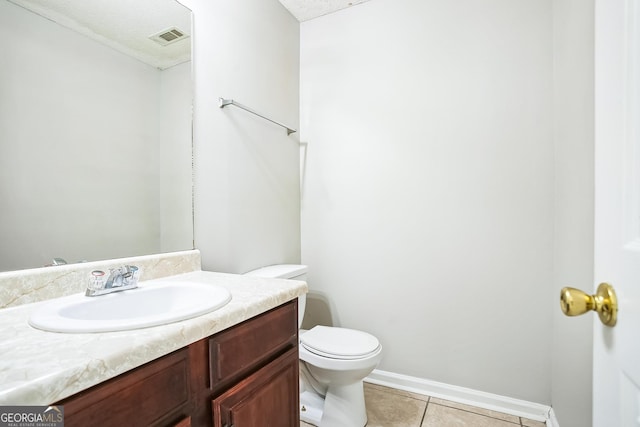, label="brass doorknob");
[560,283,617,327]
